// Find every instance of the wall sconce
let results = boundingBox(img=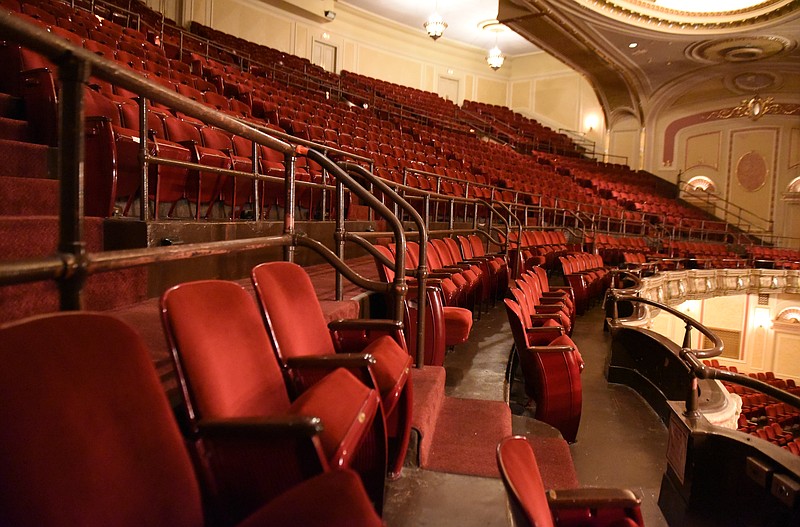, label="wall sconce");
[754,307,772,329]
[583,113,600,133]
